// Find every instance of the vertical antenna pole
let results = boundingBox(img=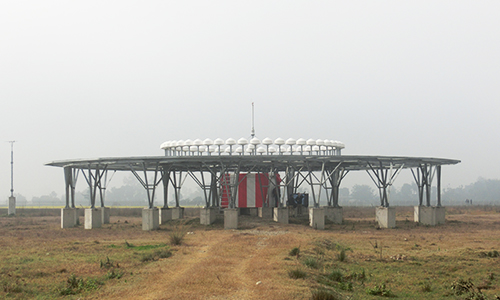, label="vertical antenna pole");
[9,141,15,197]
[251,102,255,138]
